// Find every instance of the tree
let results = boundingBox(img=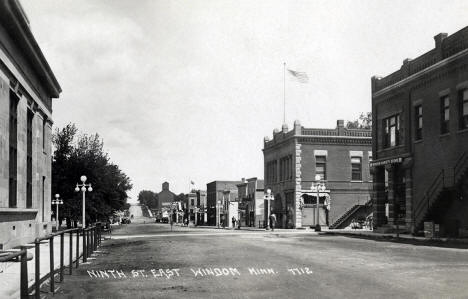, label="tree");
[52,123,132,228]
[346,112,372,129]
[137,190,159,209]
